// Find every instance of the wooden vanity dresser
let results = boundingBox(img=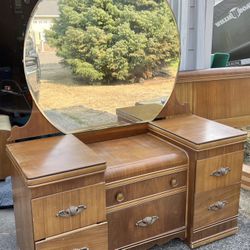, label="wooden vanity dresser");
[6,113,247,249]
[3,0,247,249]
